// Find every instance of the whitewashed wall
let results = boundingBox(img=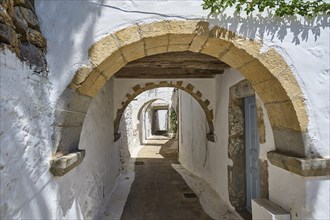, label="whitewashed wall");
[0,53,122,219]
[178,69,330,219]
